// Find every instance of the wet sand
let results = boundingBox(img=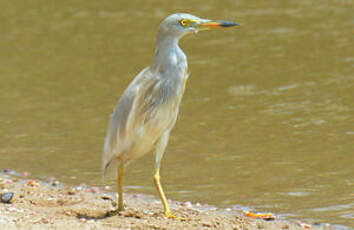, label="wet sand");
[0,171,330,229]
